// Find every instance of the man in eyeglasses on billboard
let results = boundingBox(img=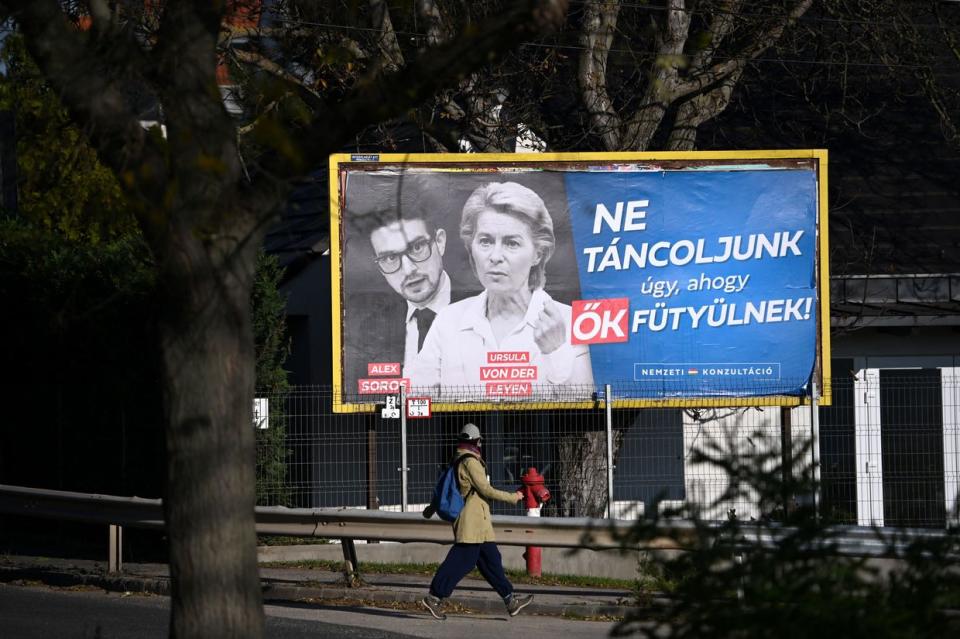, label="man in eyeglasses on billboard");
[368,213,452,376]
